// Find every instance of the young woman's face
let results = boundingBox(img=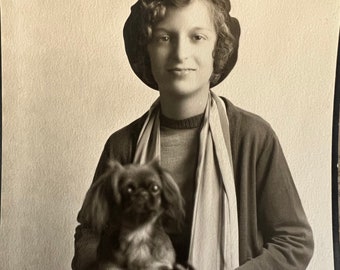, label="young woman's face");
[147,0,217,99]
